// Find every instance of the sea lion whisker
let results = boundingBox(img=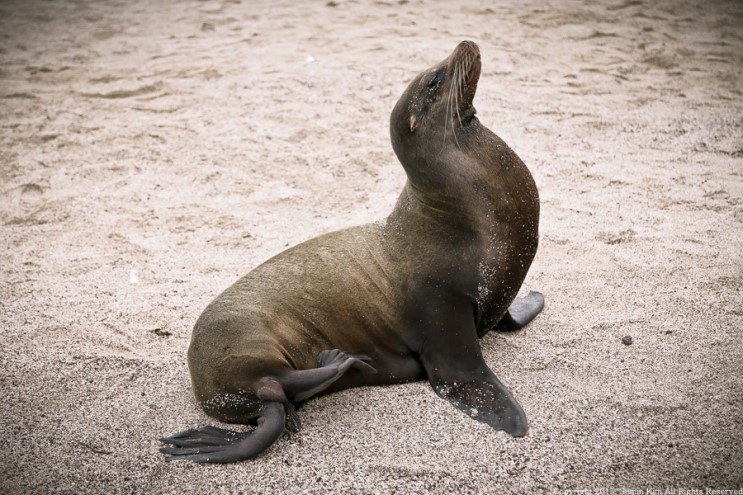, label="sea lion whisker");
[458,58,466,100]
[450,67,463,149]
[454,71,464,129]
[441,82,451,152]
[444,71,454,143]
[456,106,463,129]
